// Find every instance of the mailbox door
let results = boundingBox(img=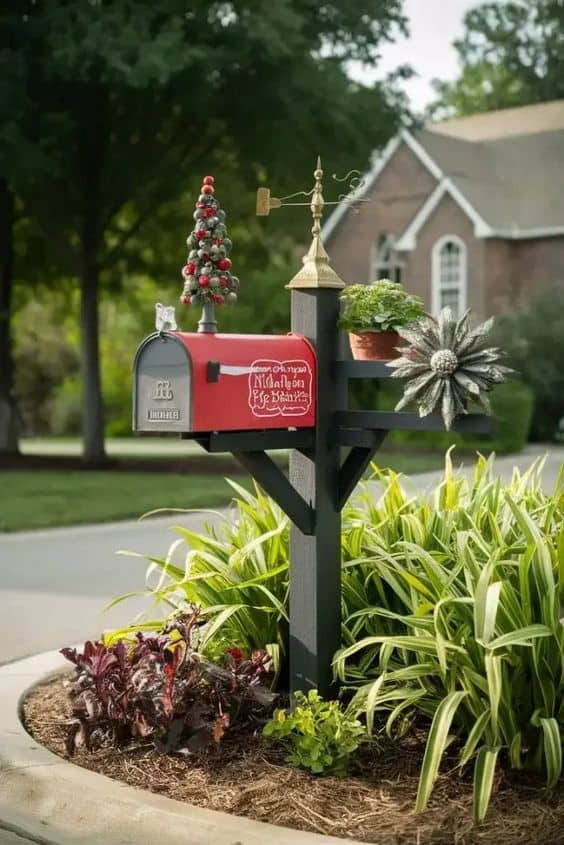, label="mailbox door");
[176,332,316,432]
[133,334,192,432]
